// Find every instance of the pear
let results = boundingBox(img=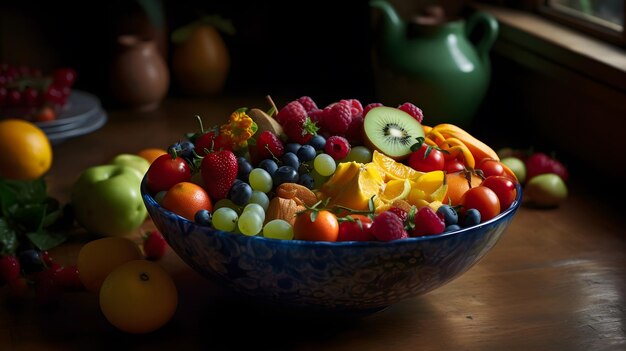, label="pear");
[248,108,284,138]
